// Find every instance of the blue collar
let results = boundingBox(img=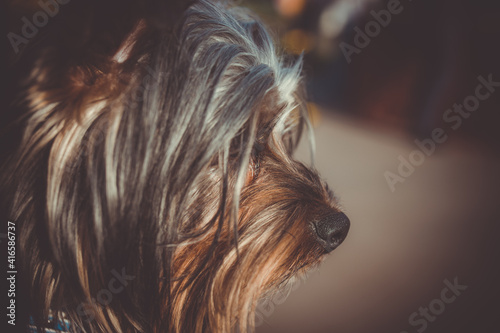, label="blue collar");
[29,315,72,333]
